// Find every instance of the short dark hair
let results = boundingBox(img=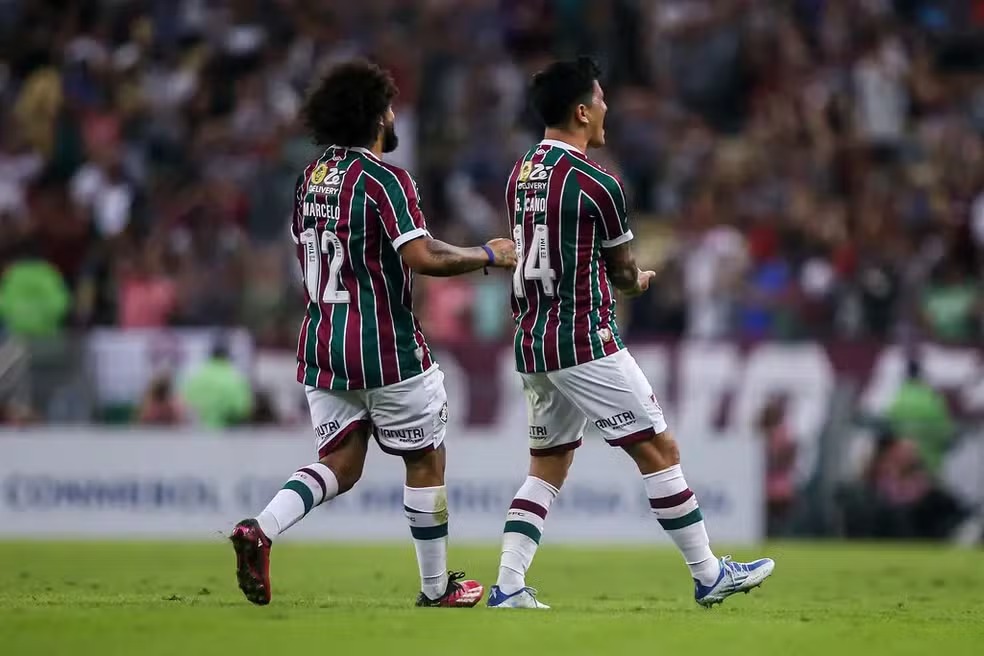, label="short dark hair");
[529,56,602,128]
[302,60,398,147]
